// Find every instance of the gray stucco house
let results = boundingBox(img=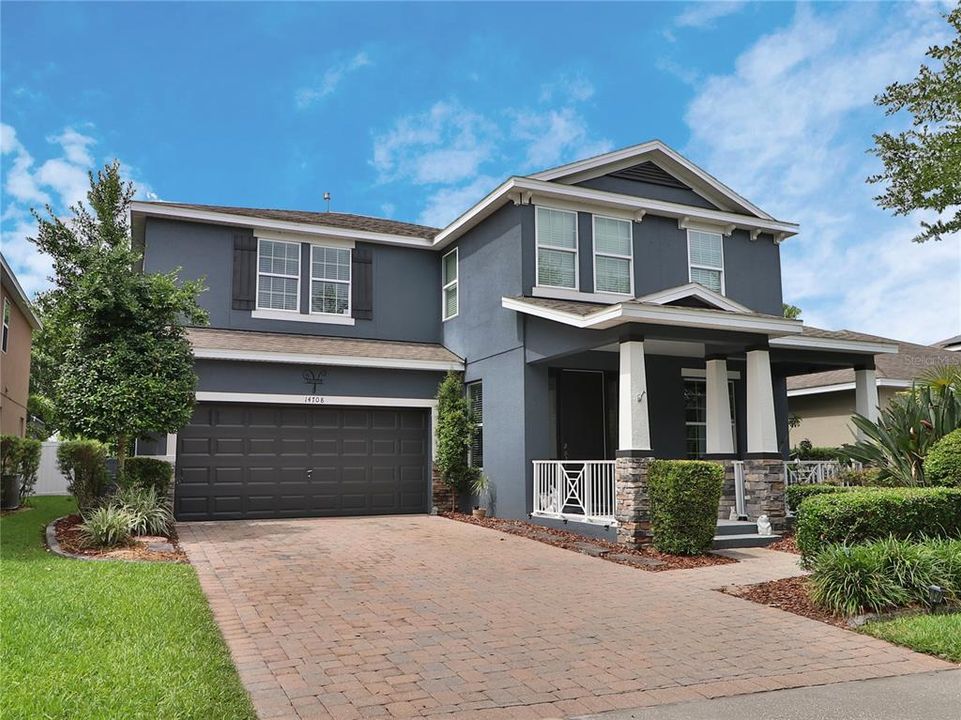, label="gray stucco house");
[132,140,893,543]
